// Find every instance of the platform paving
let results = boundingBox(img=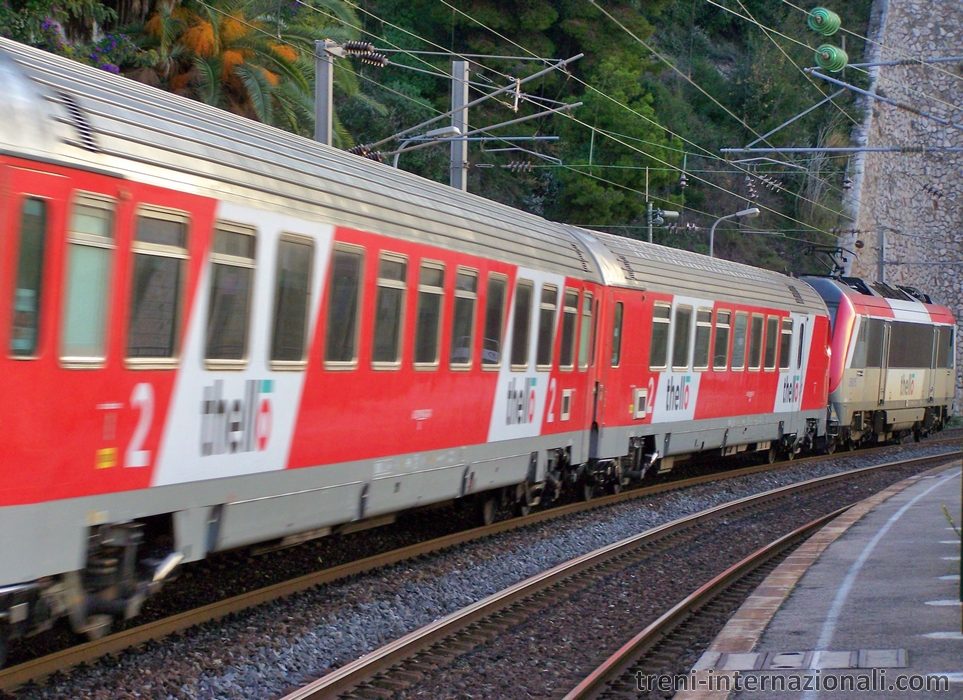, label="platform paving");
[675,461,963,699]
